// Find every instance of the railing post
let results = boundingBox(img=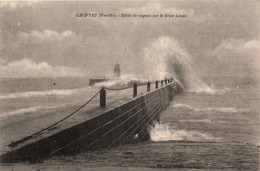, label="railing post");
[165,79,167,84]
[147,81,150,92]
[100,87,106,107]
[161,80,163,87]
[155,81,158,89]
[133,82,137,97]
